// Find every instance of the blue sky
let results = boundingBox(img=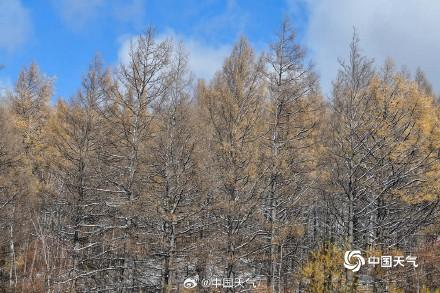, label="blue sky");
[0,0,304,100]
[1,0,440,100]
